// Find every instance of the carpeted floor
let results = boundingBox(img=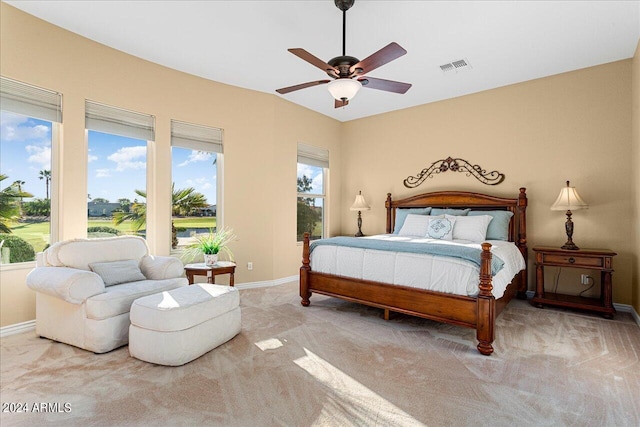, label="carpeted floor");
[1,281,639,426]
